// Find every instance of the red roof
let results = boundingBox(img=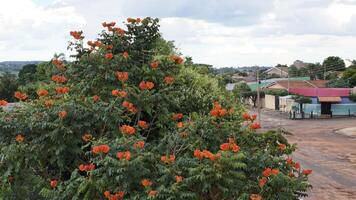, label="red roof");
[288,88,351,97]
